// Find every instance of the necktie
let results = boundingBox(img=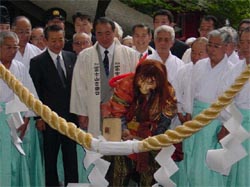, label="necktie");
[56,55,66,87]
[103,50,109,76]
